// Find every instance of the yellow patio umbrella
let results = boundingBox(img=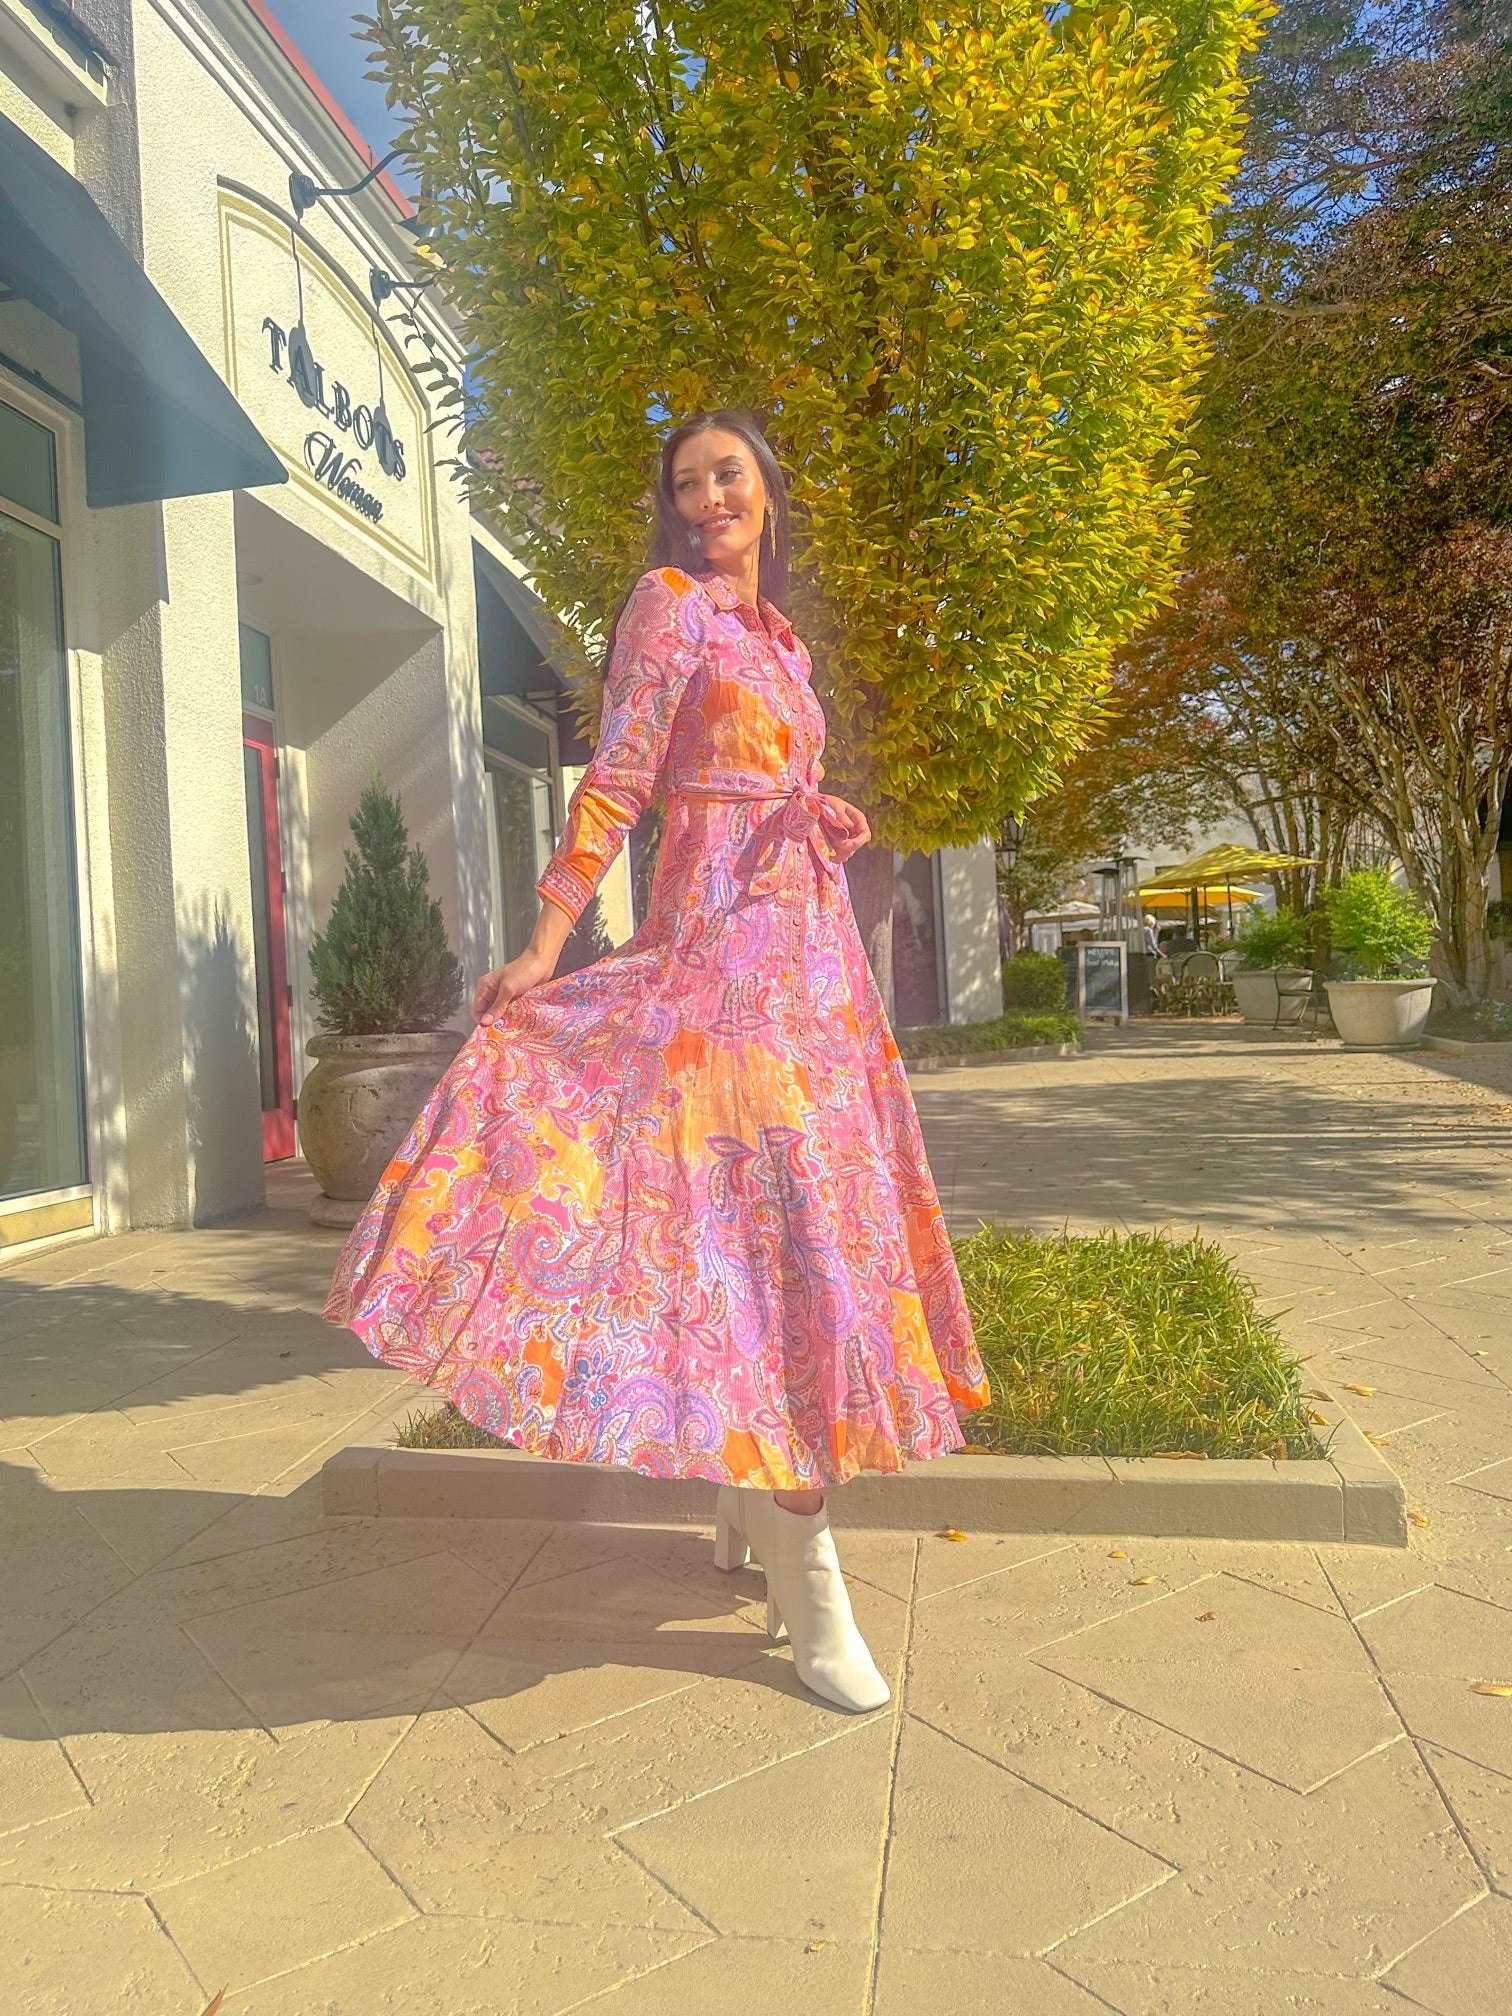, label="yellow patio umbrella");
[1139,844,1315,891]
[1139,886,1262,912]
[1139,845,1315,943]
